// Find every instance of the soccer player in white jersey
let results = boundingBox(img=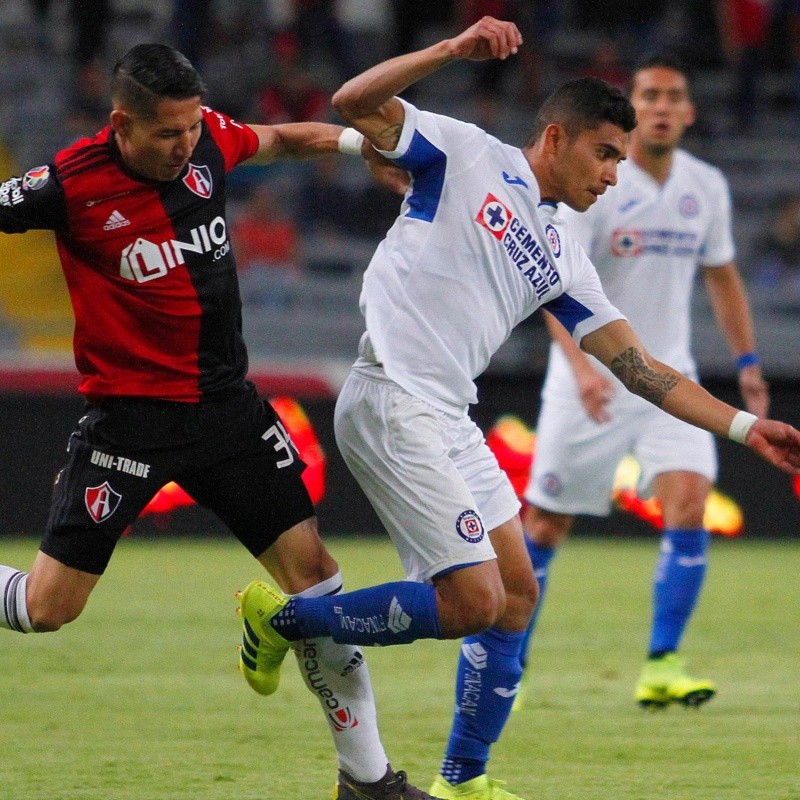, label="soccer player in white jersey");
[519,52,770,711]
[235,19,800,800]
